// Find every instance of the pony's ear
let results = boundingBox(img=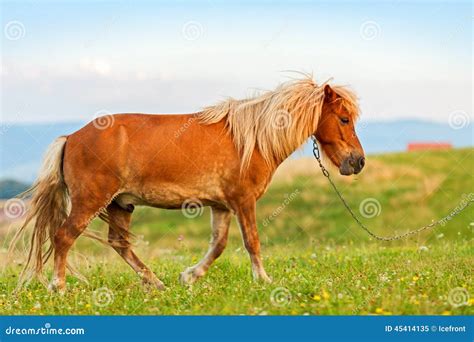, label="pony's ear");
[324,84,338,103]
